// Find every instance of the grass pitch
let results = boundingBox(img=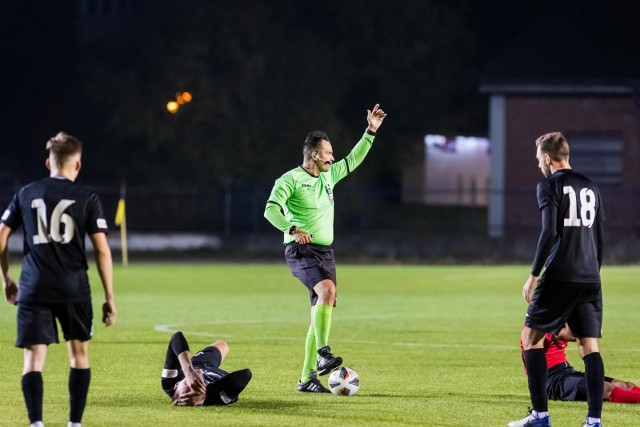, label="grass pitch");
[1,263,639,426]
